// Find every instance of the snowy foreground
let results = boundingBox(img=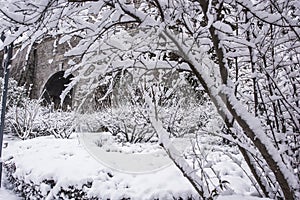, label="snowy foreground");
[2,133,272,200]
[0,188,21,200]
